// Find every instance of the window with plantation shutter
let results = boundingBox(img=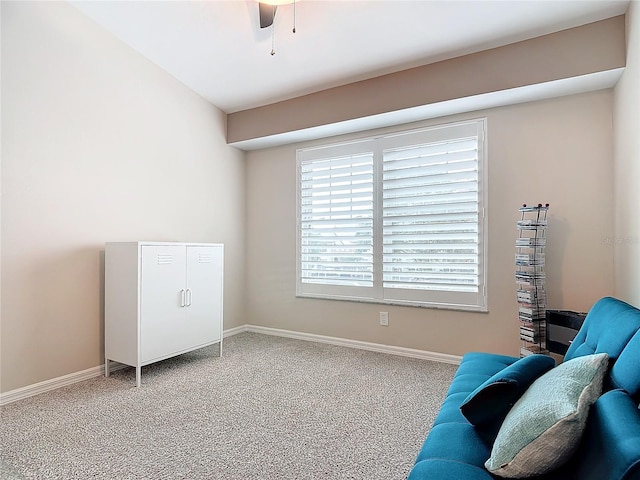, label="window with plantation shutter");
[297,119,487,311]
